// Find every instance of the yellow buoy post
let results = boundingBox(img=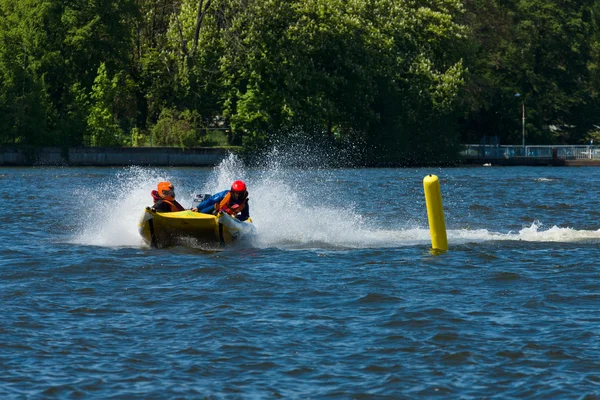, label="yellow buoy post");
[423,174,448,251]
